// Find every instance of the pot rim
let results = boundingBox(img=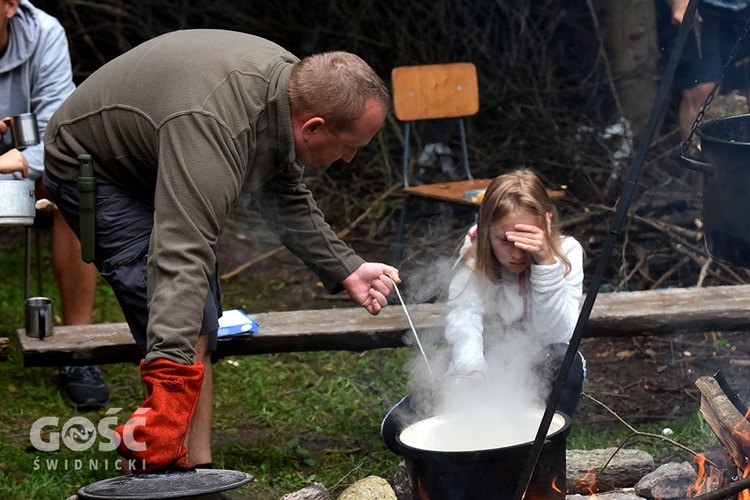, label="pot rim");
[382,395,571,460]
[696,113,750,145]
